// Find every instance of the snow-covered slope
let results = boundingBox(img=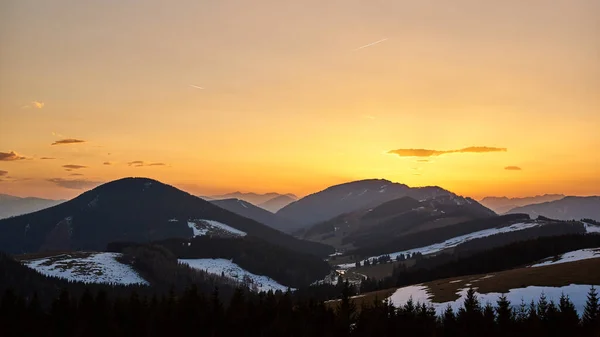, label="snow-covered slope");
[179,258,289,292]
[531,248,600,267]
[23,252,148,285]
[389,283,594,316]
[338,222,541,269]
[187,219,247,237]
